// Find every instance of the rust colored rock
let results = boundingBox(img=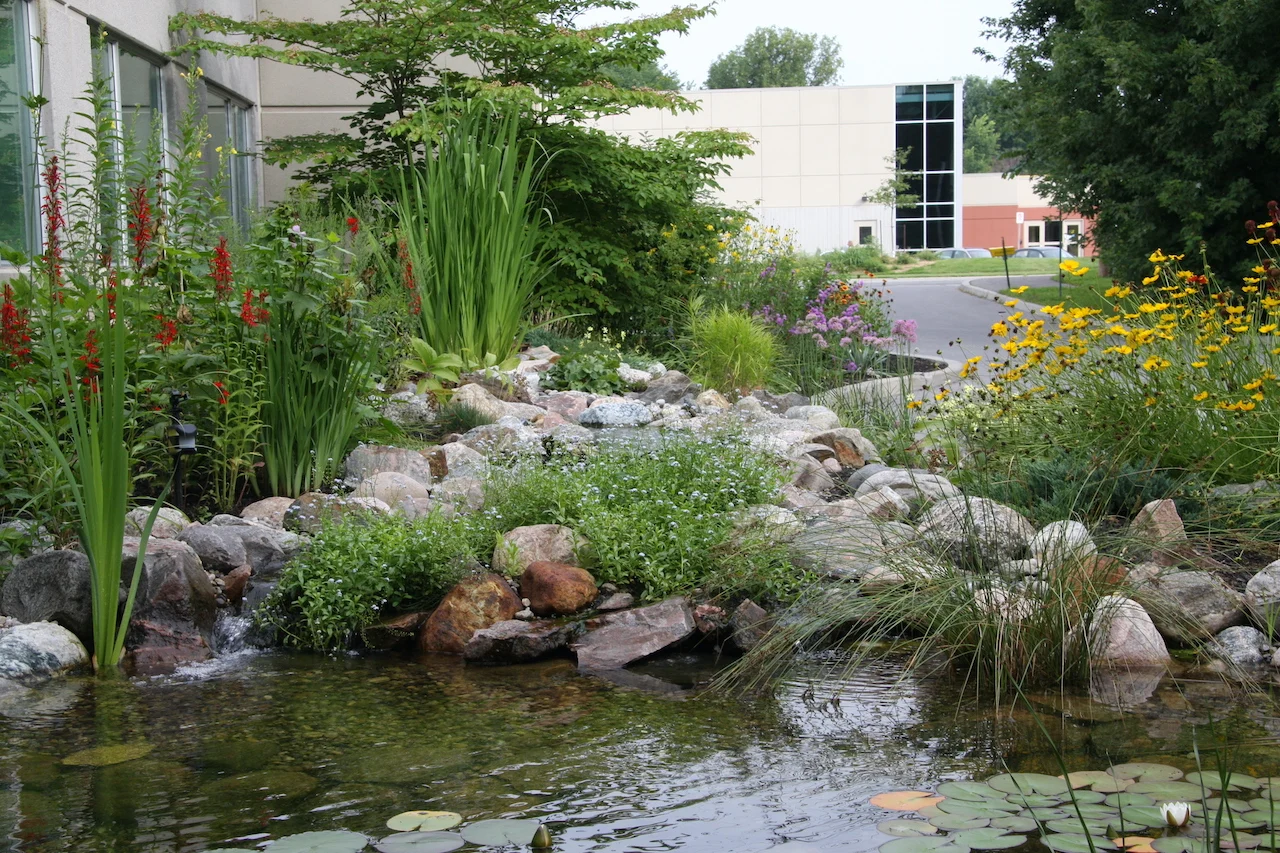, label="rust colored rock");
[424,447,449,480]
[730,599,772,652]
[1130,499,1186,566]
[693,603,729,634]
[520,561,598,616]
[125,620,213,675]
[572,598,695,670]
[222,565,252,605]
[363,611,431,651]
[464,620,576,664]
[419,574,521,655]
